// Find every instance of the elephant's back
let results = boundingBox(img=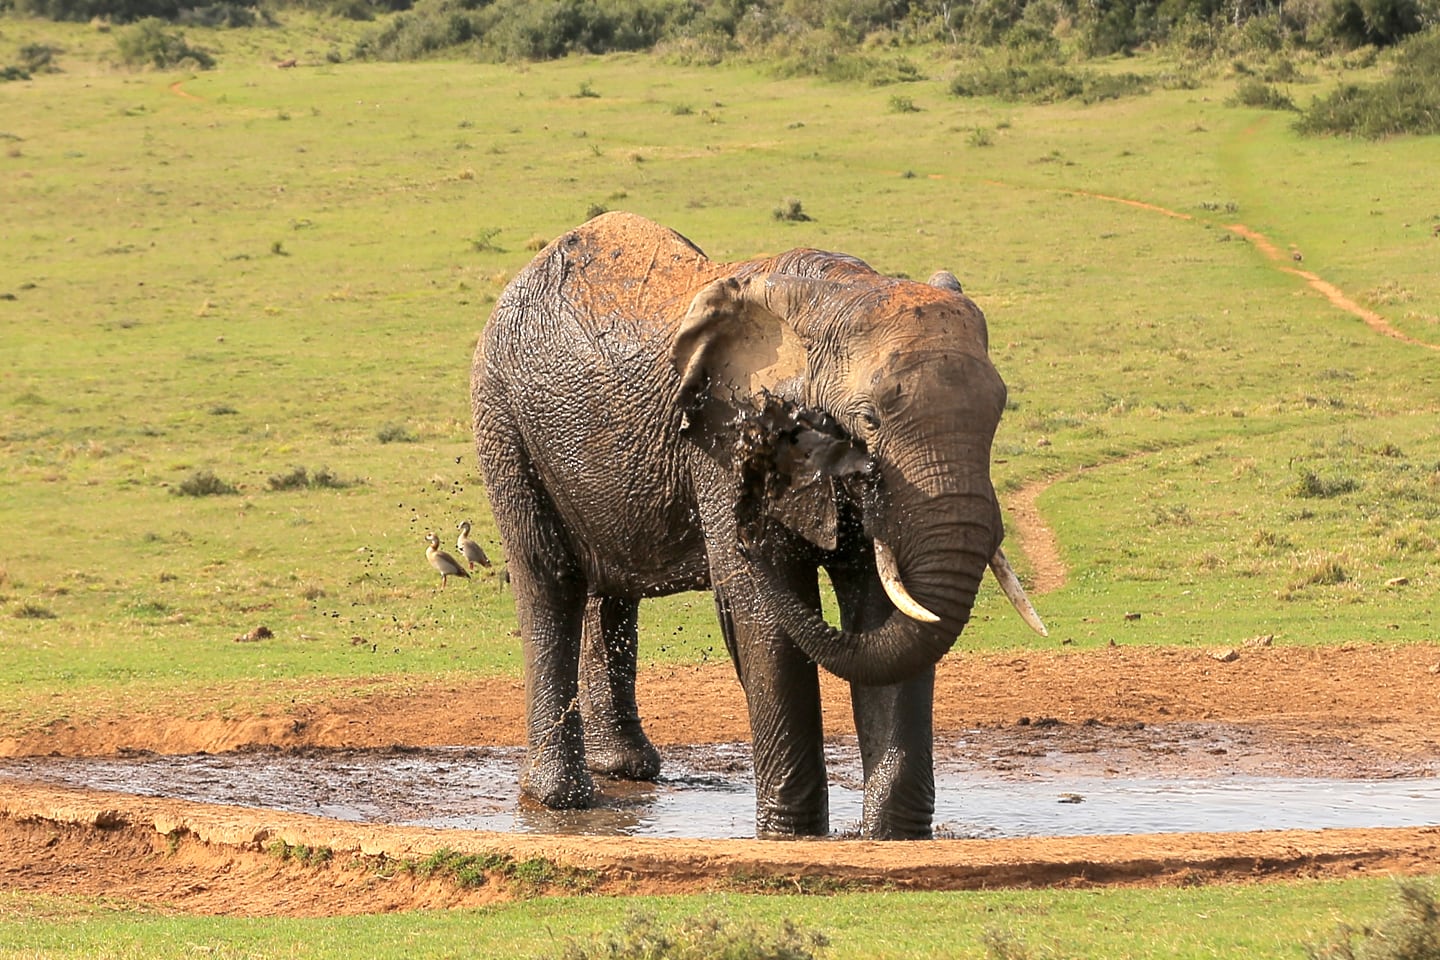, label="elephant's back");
[471,213,718,595]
